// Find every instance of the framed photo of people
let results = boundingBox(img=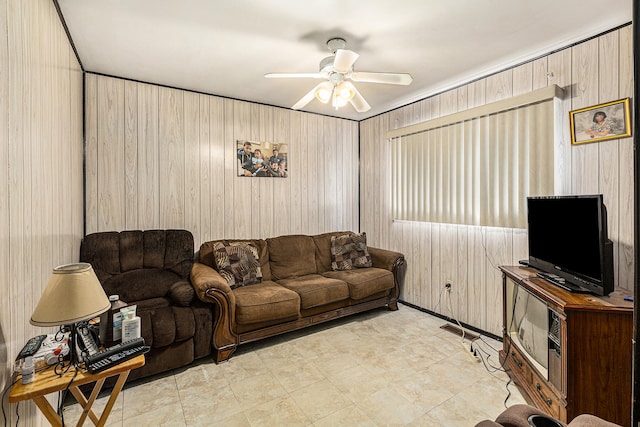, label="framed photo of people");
[236,140,288,178]
[569,98,631,145]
